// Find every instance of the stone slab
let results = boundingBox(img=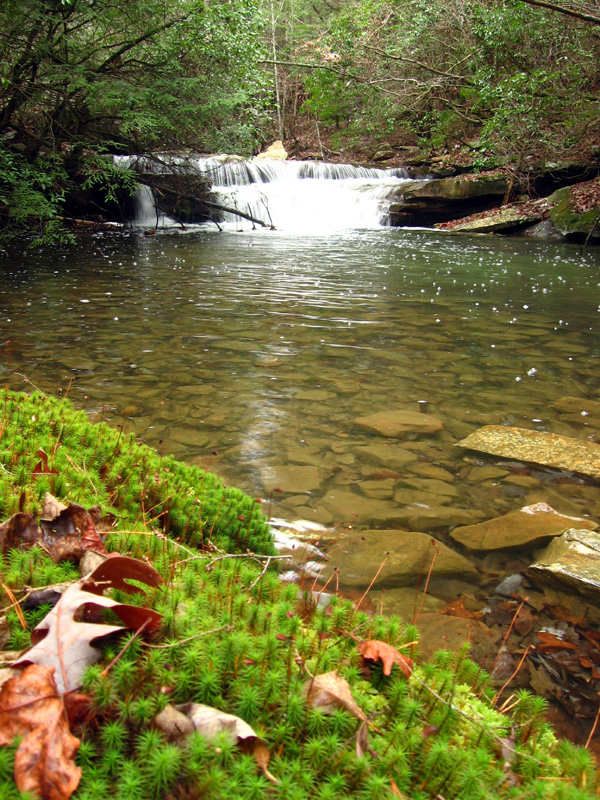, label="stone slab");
[457,425,600,479]
[528,529,600,605]
[354,408,443,438]
[451,502,597,552]
[321,529,479,589]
